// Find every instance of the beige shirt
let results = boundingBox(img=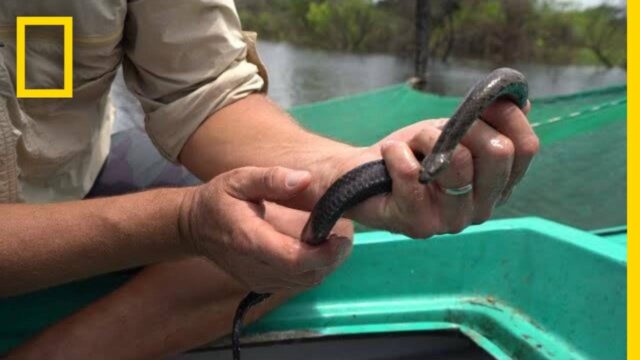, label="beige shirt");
[0,0,266,203]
